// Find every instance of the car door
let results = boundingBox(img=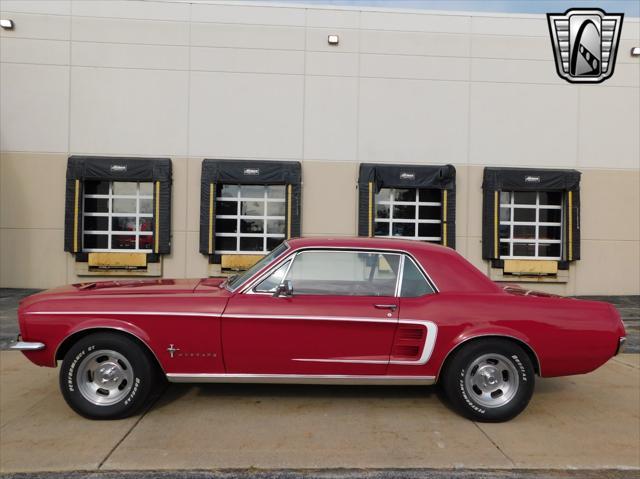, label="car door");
[221,249,402,375]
